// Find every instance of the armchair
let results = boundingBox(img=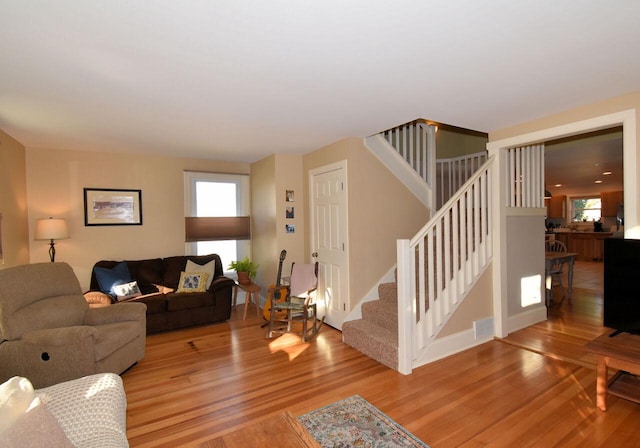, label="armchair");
[0,262,146,388]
